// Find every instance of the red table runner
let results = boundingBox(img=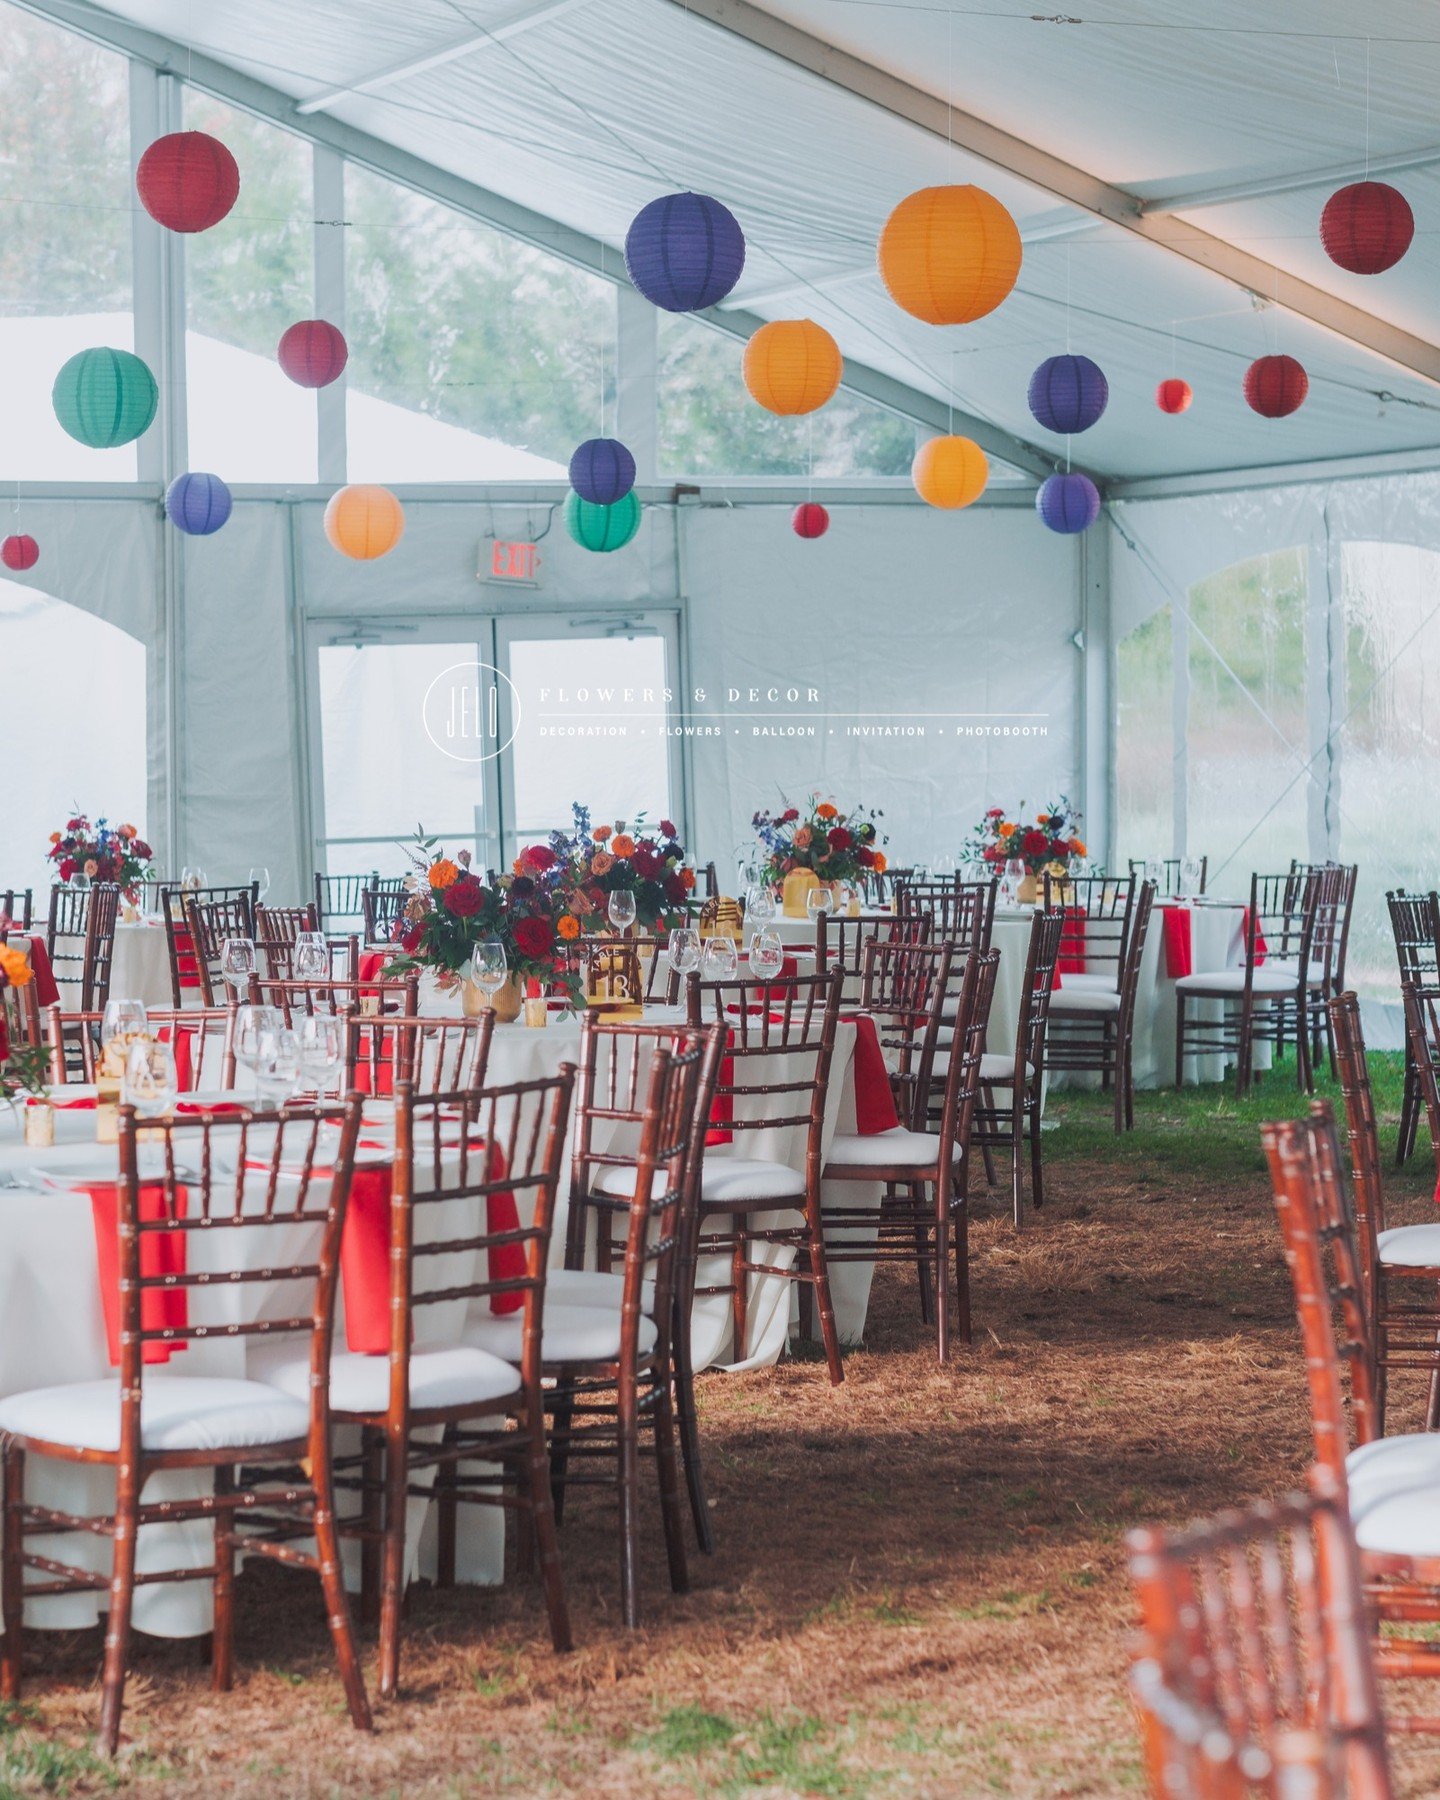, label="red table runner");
[24,937,59,1007]
[88,1182,188,1366]
[1159,905,1192,980]
[1056,908,1087,977]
